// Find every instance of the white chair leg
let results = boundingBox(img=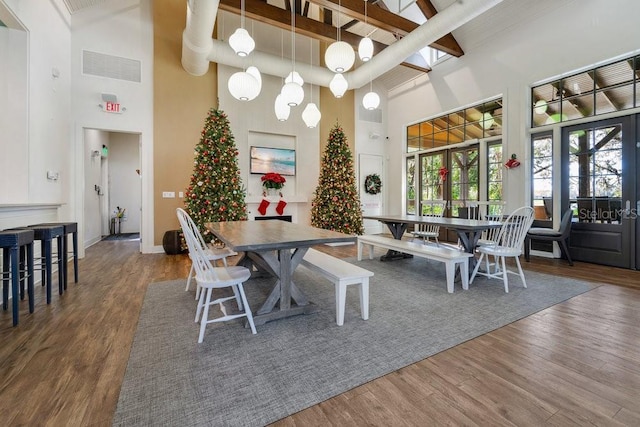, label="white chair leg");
[198,288,213,343]
[445,261,455,293]
[470,253,484,283]
[460,260,469,290]
[501,256,509,293]
[195,286,206,322]
[232,284,244,311]
[335,282,347,326]
[360,278,369,321]
[515,256,527,288]
[237,284,256,334]
[186,263,195,292]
